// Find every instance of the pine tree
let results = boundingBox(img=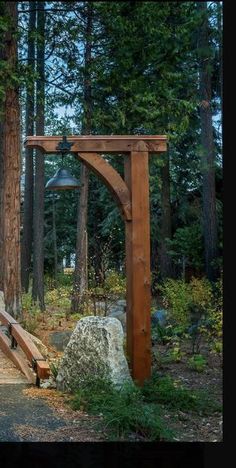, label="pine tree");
[198,2,218,281]
[0,1,21,317]
[21,1,36,292]
[32,1,46,310]
[71,1,93,312]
